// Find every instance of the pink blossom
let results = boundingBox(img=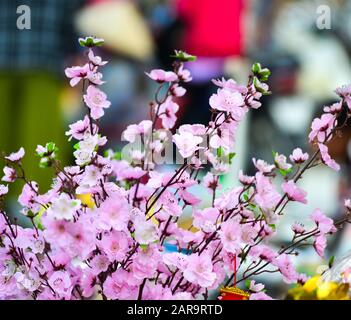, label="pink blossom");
[274,153,292,171]
[273,254,298,284]
[2,167,16,183]
[318,143,340,171]
[83,85,111,120]
[65,116,95,141]
[209,88,246,120]
[103,269,139,300]
[5,147,25,162]
[122,120,152,143]
[65,64,90,87]
[183,253,217,288]
[249,245,276,263]
[212,78,248,94]
[100,231,129,262]
[177,65,192,82]
[162,252,189,271]
[249,280,265,292]
[0,185,8,197]
[289,148,309,164]
[48,271,72,296]
[219,220,242,254]
[324,102,343,114]
[253,158,275,174]
[282,181,307,204]
[173,131,203,159]
[238,170,255,185]
[250,292,273,300]
[146,69,178,83]
[18,182,38,210]
[314,234,327,257]
[345,199,351,211]
[291,223,305,234]
[97,194,130,231]
[336,84,351,110]
[193,208,219,233]
[308,113,335,143]
[254,173,281,211]
[159,97,179,129]
[88,49,108,67]
[310,209,336,234]
[171,84,186,97]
